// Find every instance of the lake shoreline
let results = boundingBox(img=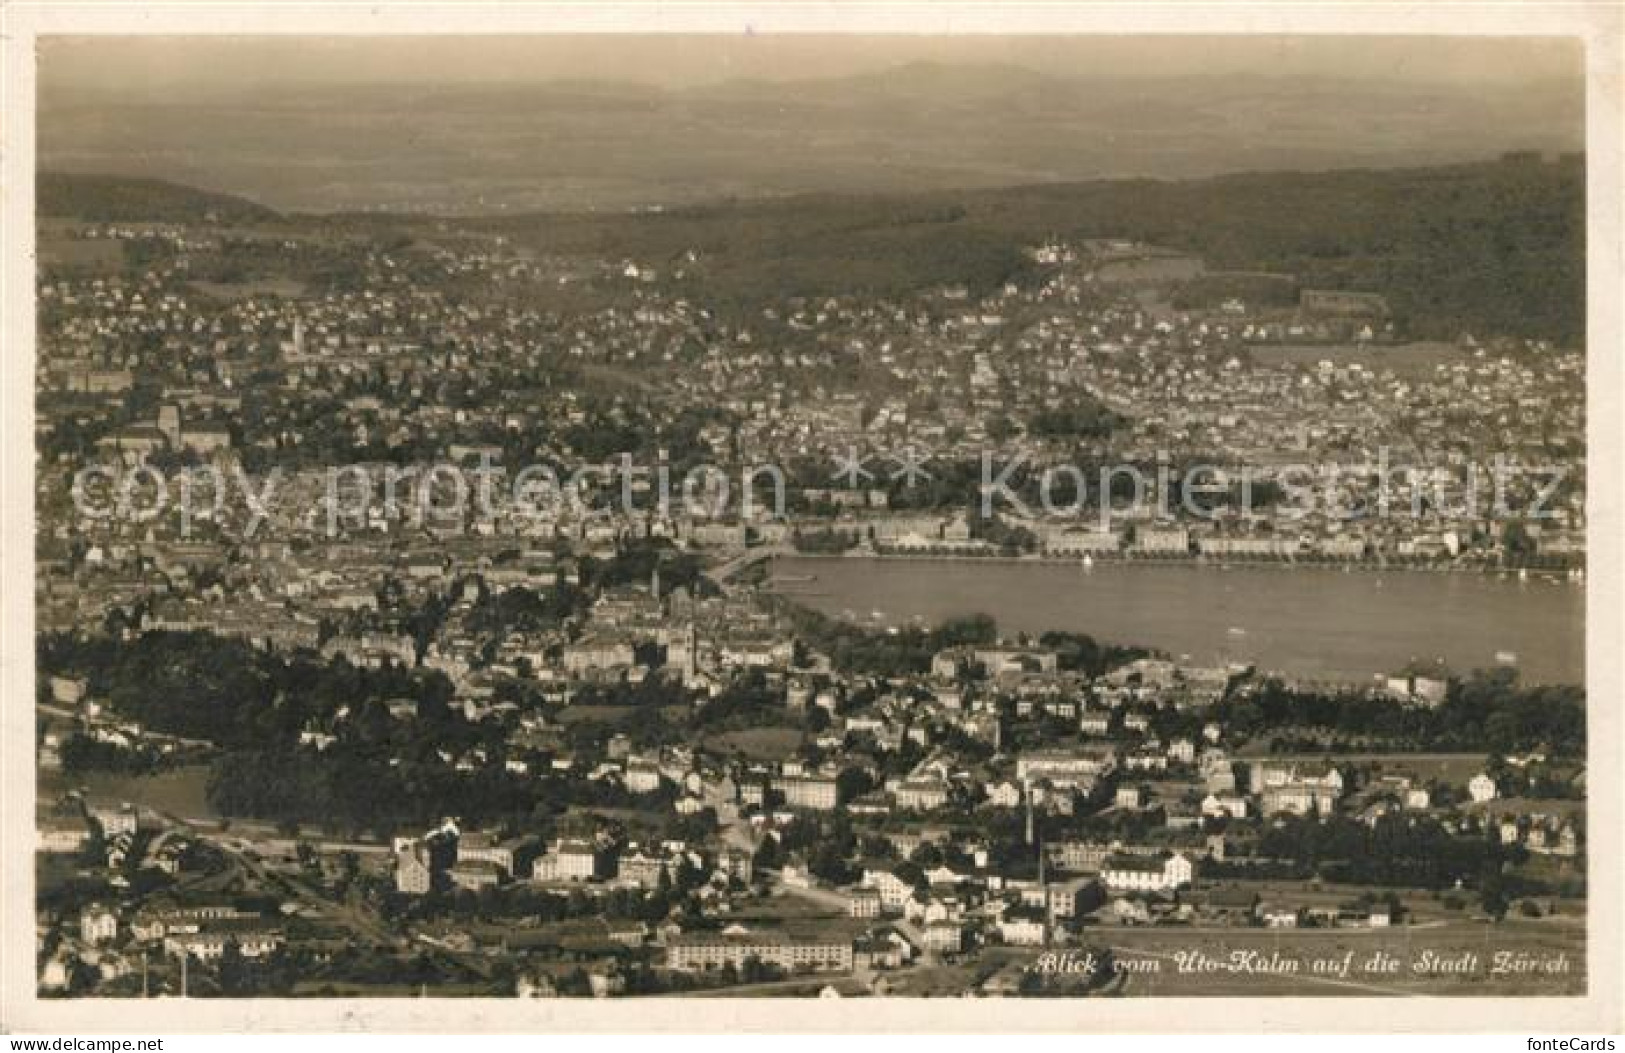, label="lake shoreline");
[766,554,1584,686]
[772,550,1583,583]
